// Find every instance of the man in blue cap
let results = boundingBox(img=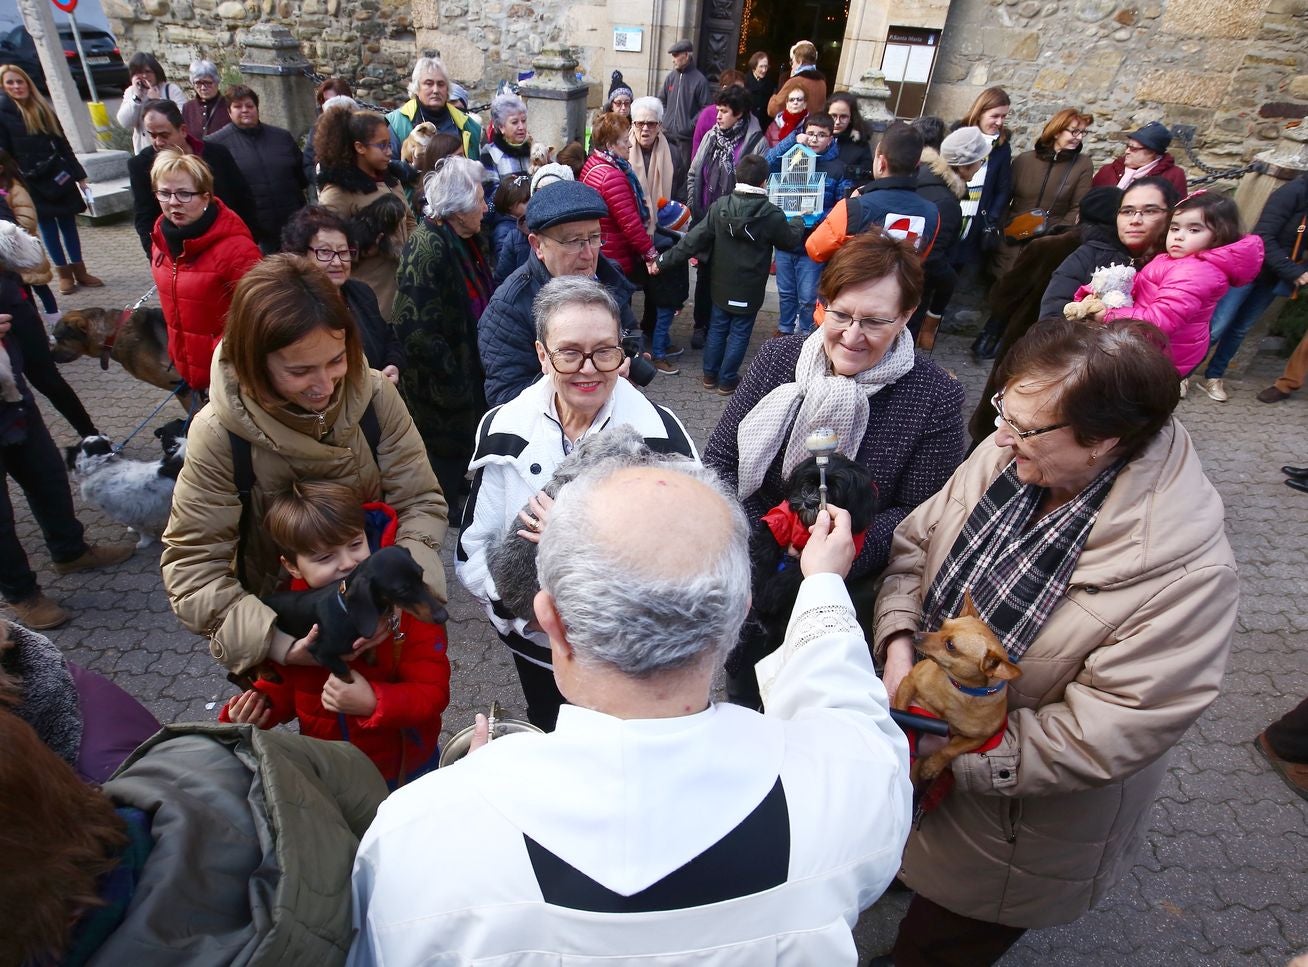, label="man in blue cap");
[479,180,642,406]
